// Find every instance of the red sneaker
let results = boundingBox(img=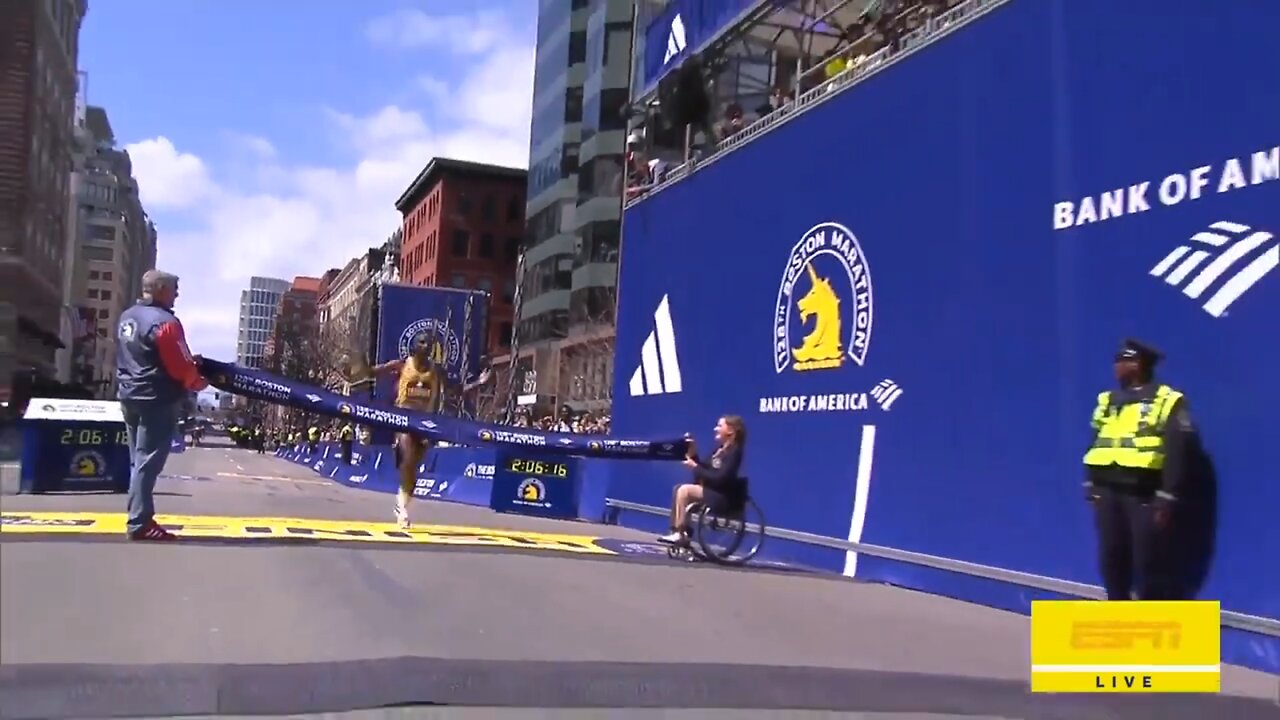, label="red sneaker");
[128,522,178,541]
